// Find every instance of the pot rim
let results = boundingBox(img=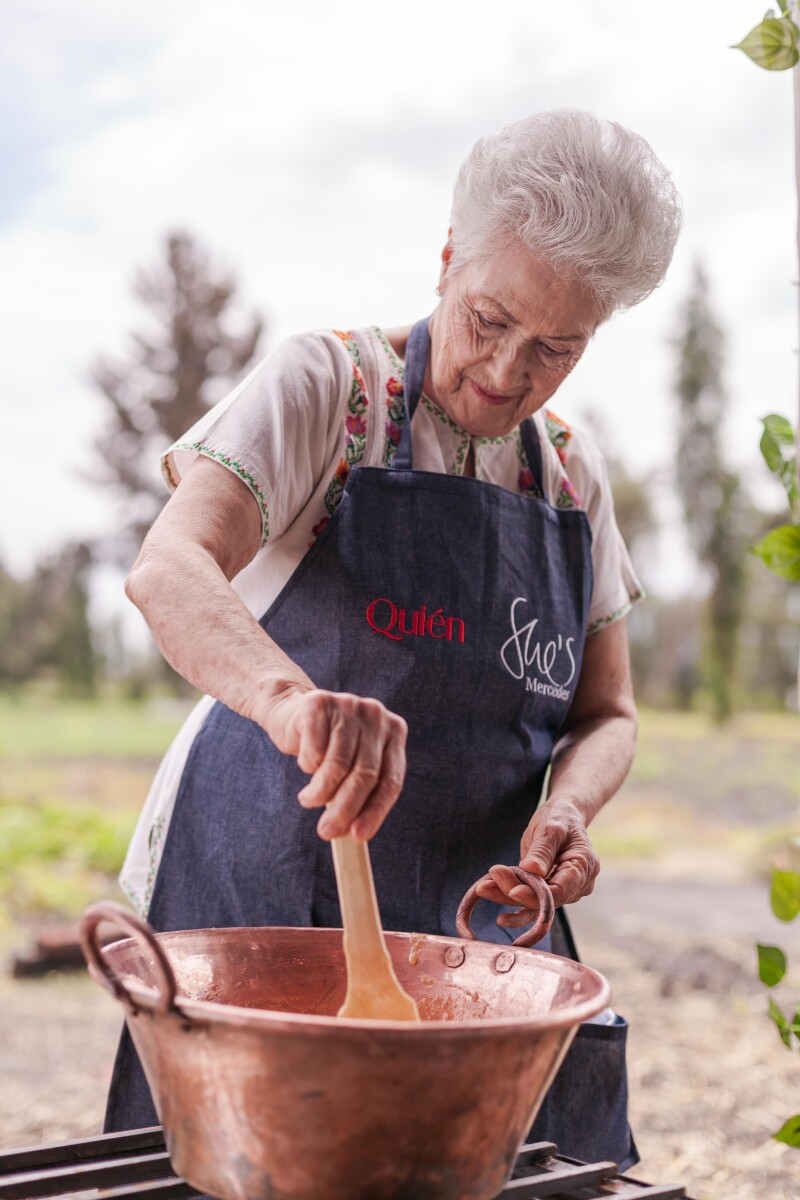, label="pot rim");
[104,925,612,1034]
